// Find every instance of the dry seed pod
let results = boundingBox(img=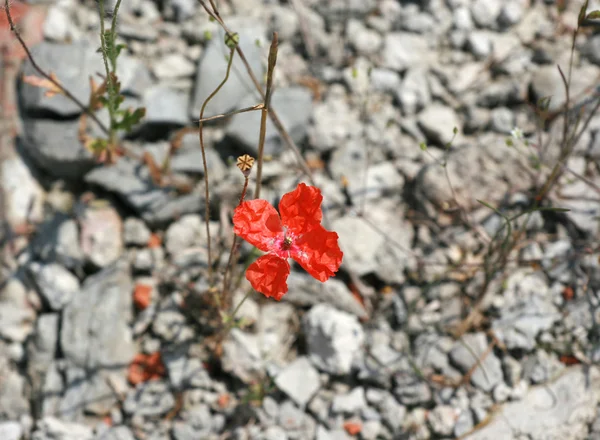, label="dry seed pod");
[236,154,255,177]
